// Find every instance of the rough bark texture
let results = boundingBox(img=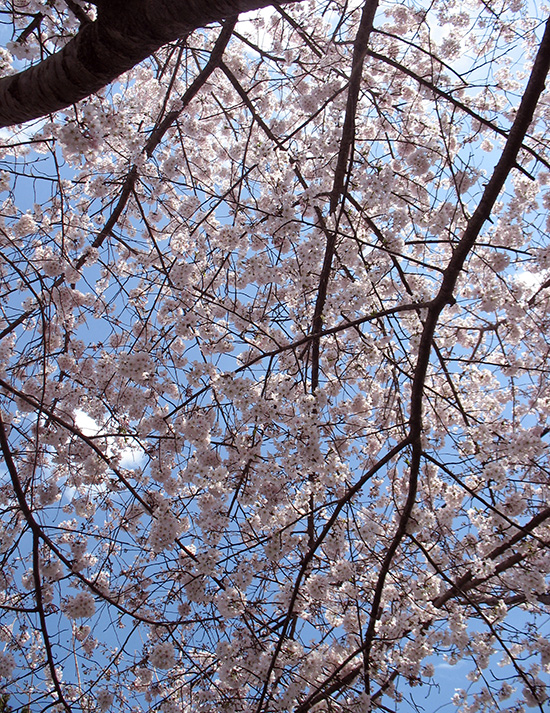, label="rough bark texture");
[0,0,302,128]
